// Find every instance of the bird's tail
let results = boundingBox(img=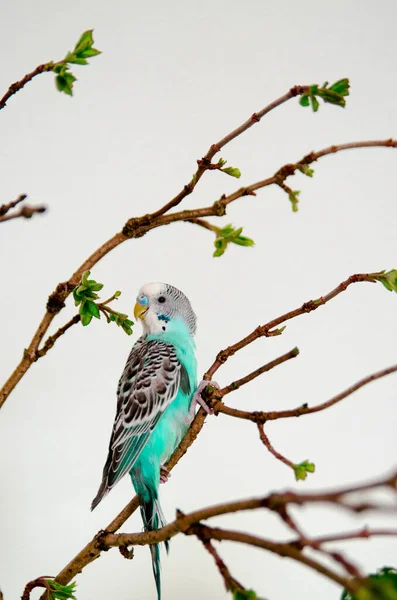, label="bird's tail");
[131,468,169,600]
